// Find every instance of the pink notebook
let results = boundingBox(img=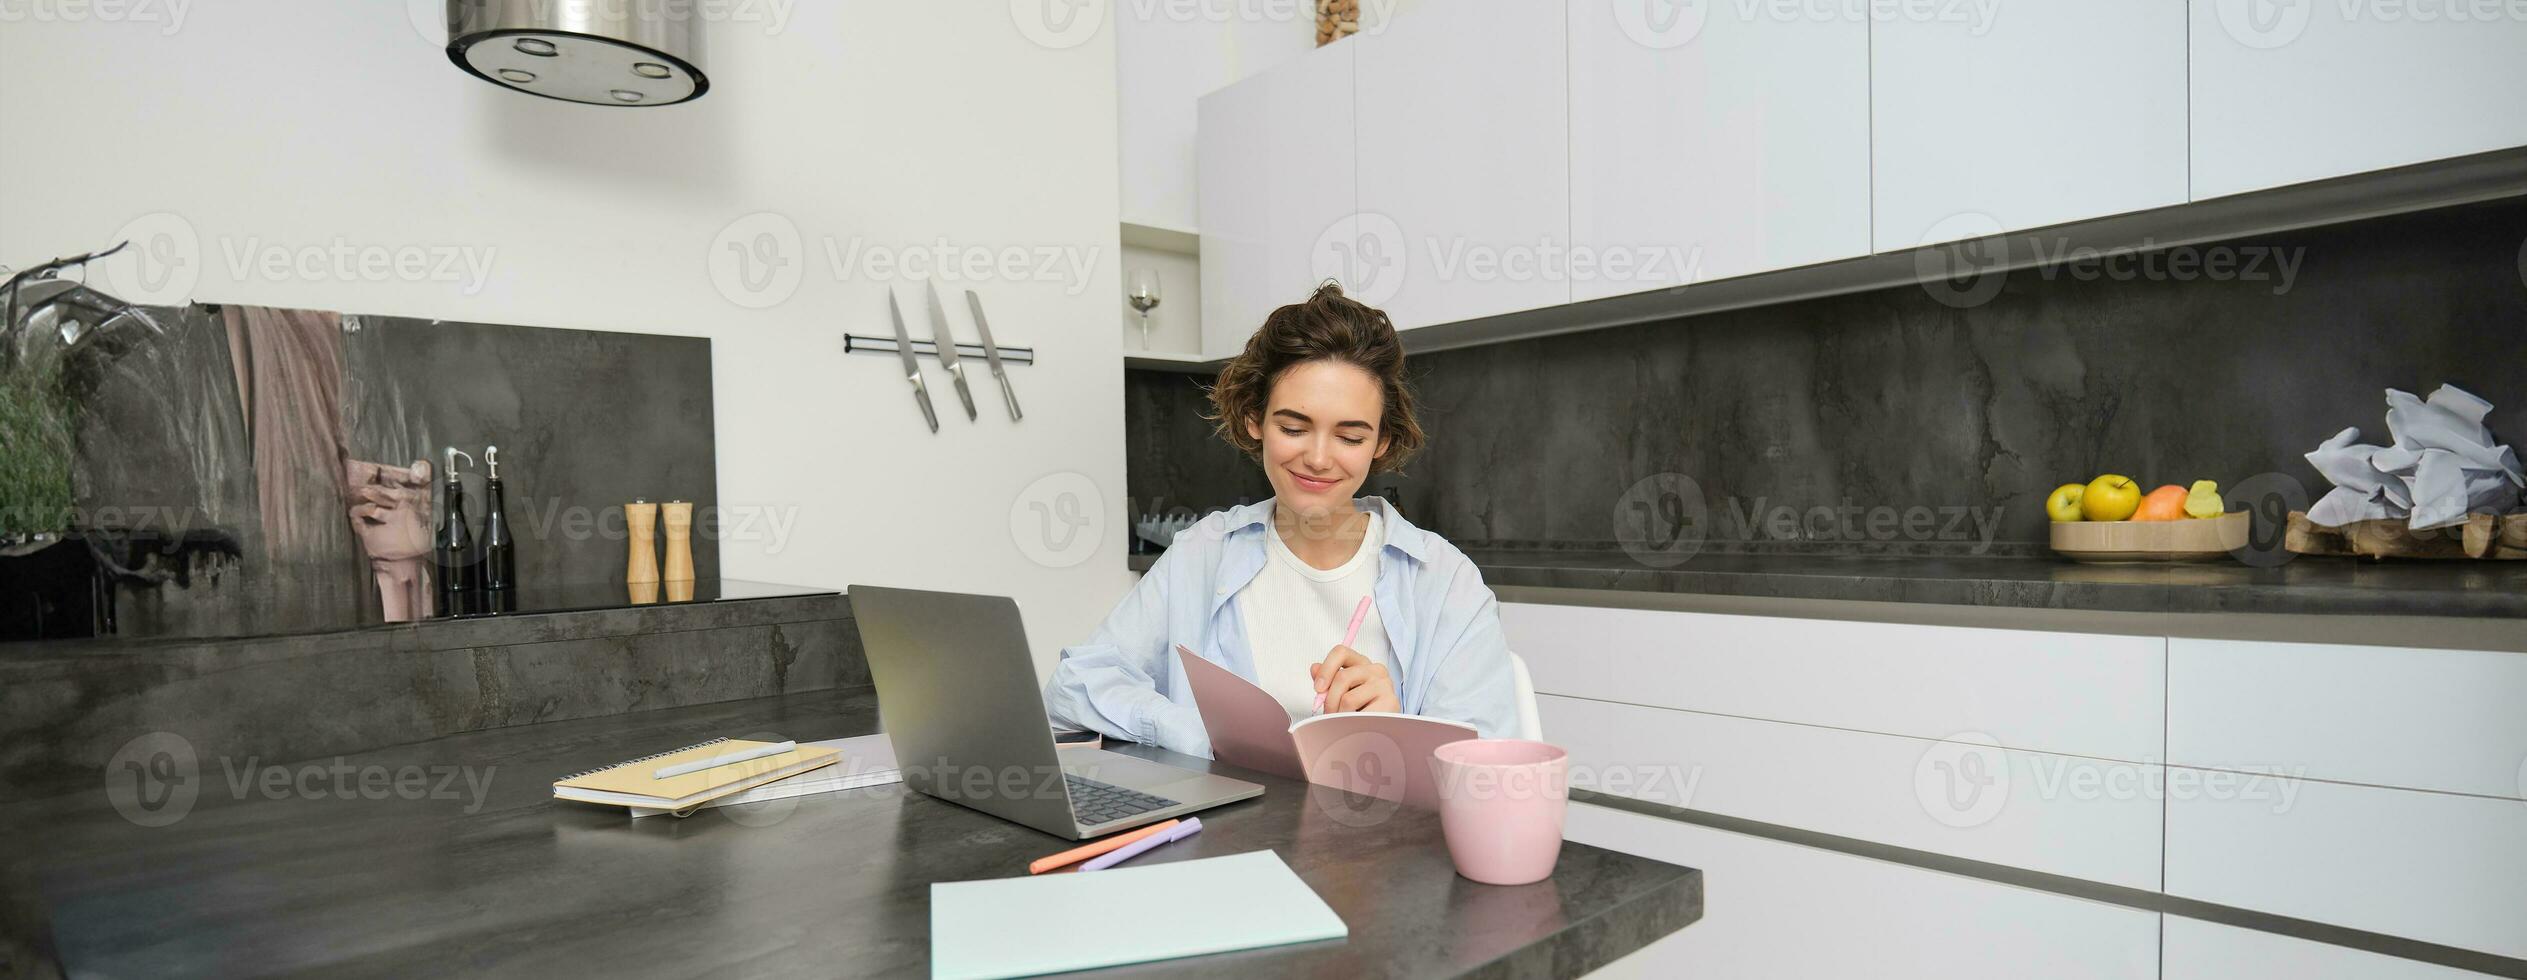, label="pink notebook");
[1176,646,1477,809]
